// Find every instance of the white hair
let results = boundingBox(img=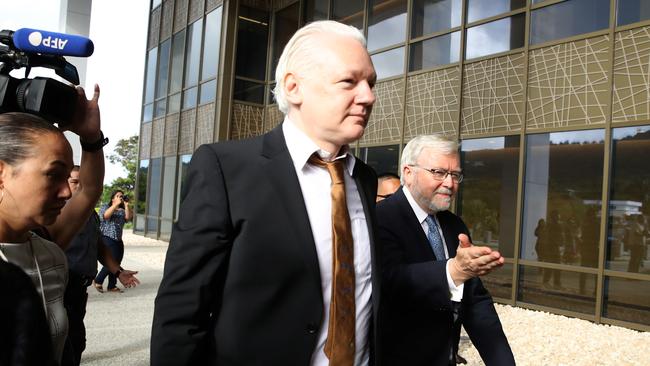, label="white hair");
[400,135,459,185]
[273,20,366,114]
